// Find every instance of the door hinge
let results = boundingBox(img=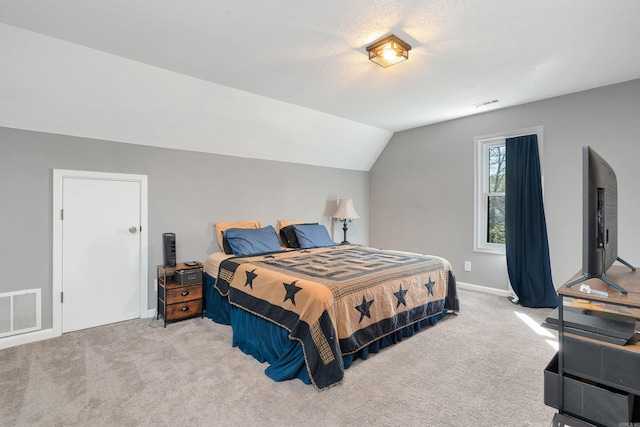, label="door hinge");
[61,292,64,303]
[60,209,64,220]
